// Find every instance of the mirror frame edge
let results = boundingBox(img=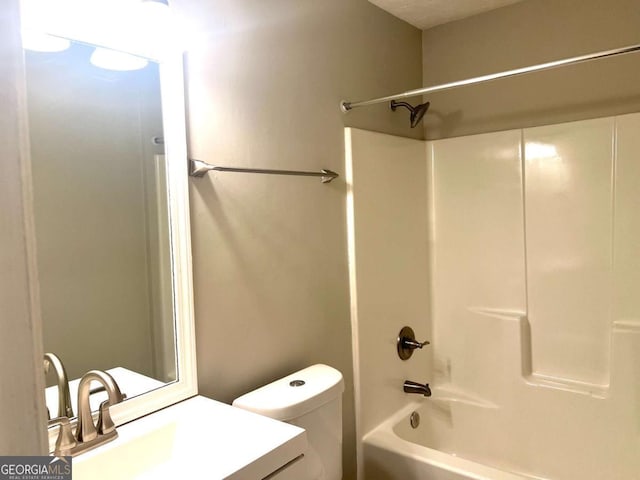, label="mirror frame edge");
[109,52,198,427]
